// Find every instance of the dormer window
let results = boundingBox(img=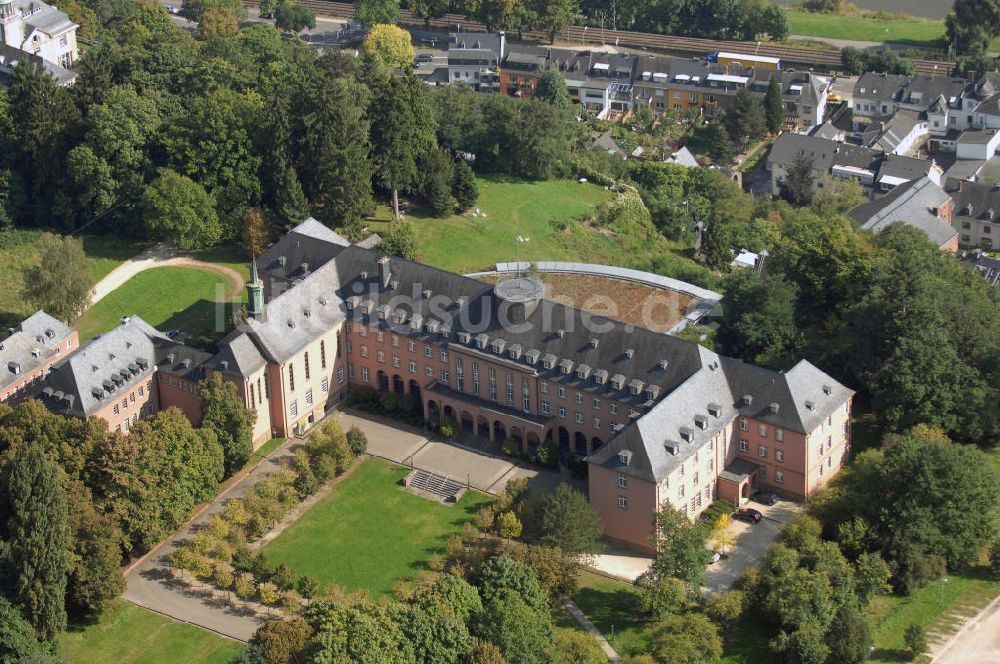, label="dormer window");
[376,304,390,320]
[542,354,557,370]
[558,359,574,375]
[392,310,406,324]
[346,296,360,310]
[707,402,722,417]
[576,364,591,380]
[361,300,374,315]
[555,328,565,338]
[458,331,471,344]
[646,385,661,400]
[657,359,668,369]
[508,344,522,360]
[822,385,832,395]
[742,394,753,406]
[491,339,506,354]
[618,450,632,466]
[628,379,644,395]
[426,320,440,333]
[805,400,815,411]
[593,369,608,385]
[525,349,540,364]
[679,427,694,442]
[475,333,489,349]
[410,314,423,331]
[625,349,635,359]
[610,374,625,390]
[694,414,708,430]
